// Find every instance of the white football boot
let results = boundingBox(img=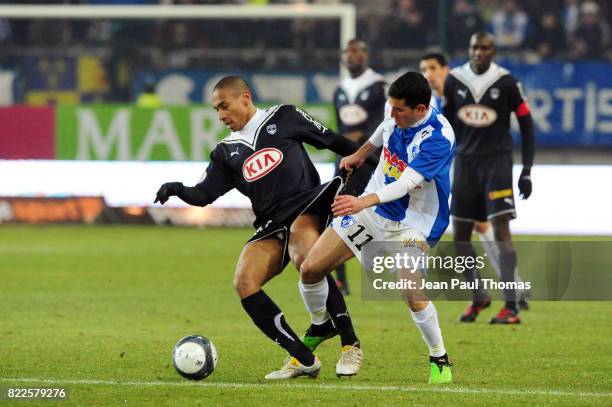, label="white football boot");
[264,355,321,380]
[336,343,363,377]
